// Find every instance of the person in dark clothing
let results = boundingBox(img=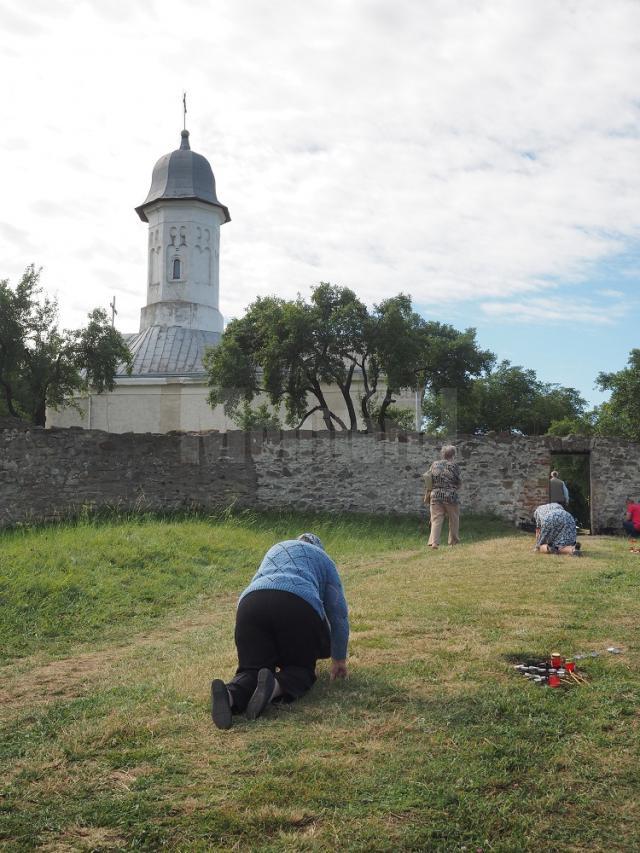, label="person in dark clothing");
[211,533,349,729]
[549,471,569,508]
